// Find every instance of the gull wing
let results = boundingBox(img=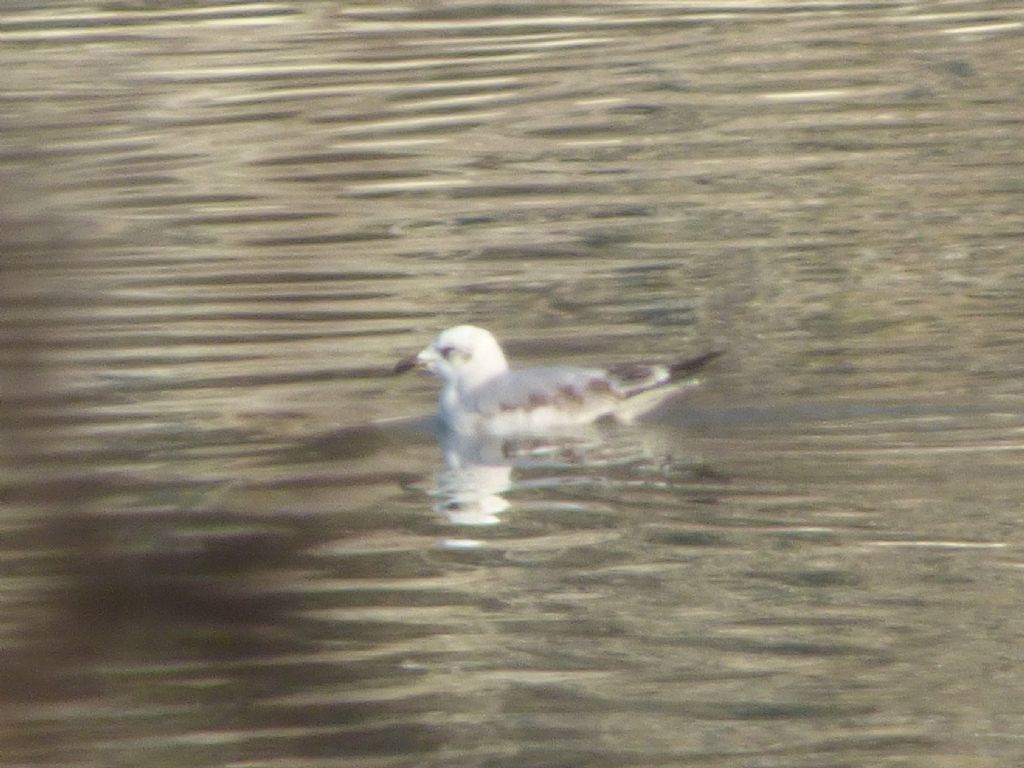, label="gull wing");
[465,351,722,427]
[610,350,723,420]
[469,366,619,419]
